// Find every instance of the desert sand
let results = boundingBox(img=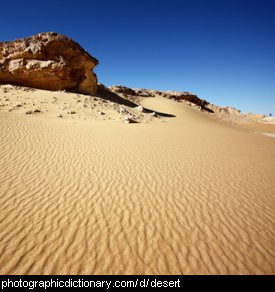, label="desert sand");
[0,85,275,275]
